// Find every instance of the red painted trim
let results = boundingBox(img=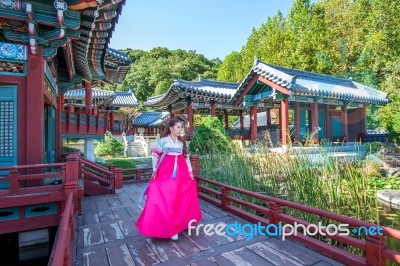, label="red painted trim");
[0,213,60,234]
[280,99,289,145]
[233,74,259,107]
[258,75,292,95]
[250,105,257,142]
[341,105,348,142]
[26,46,44,165]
